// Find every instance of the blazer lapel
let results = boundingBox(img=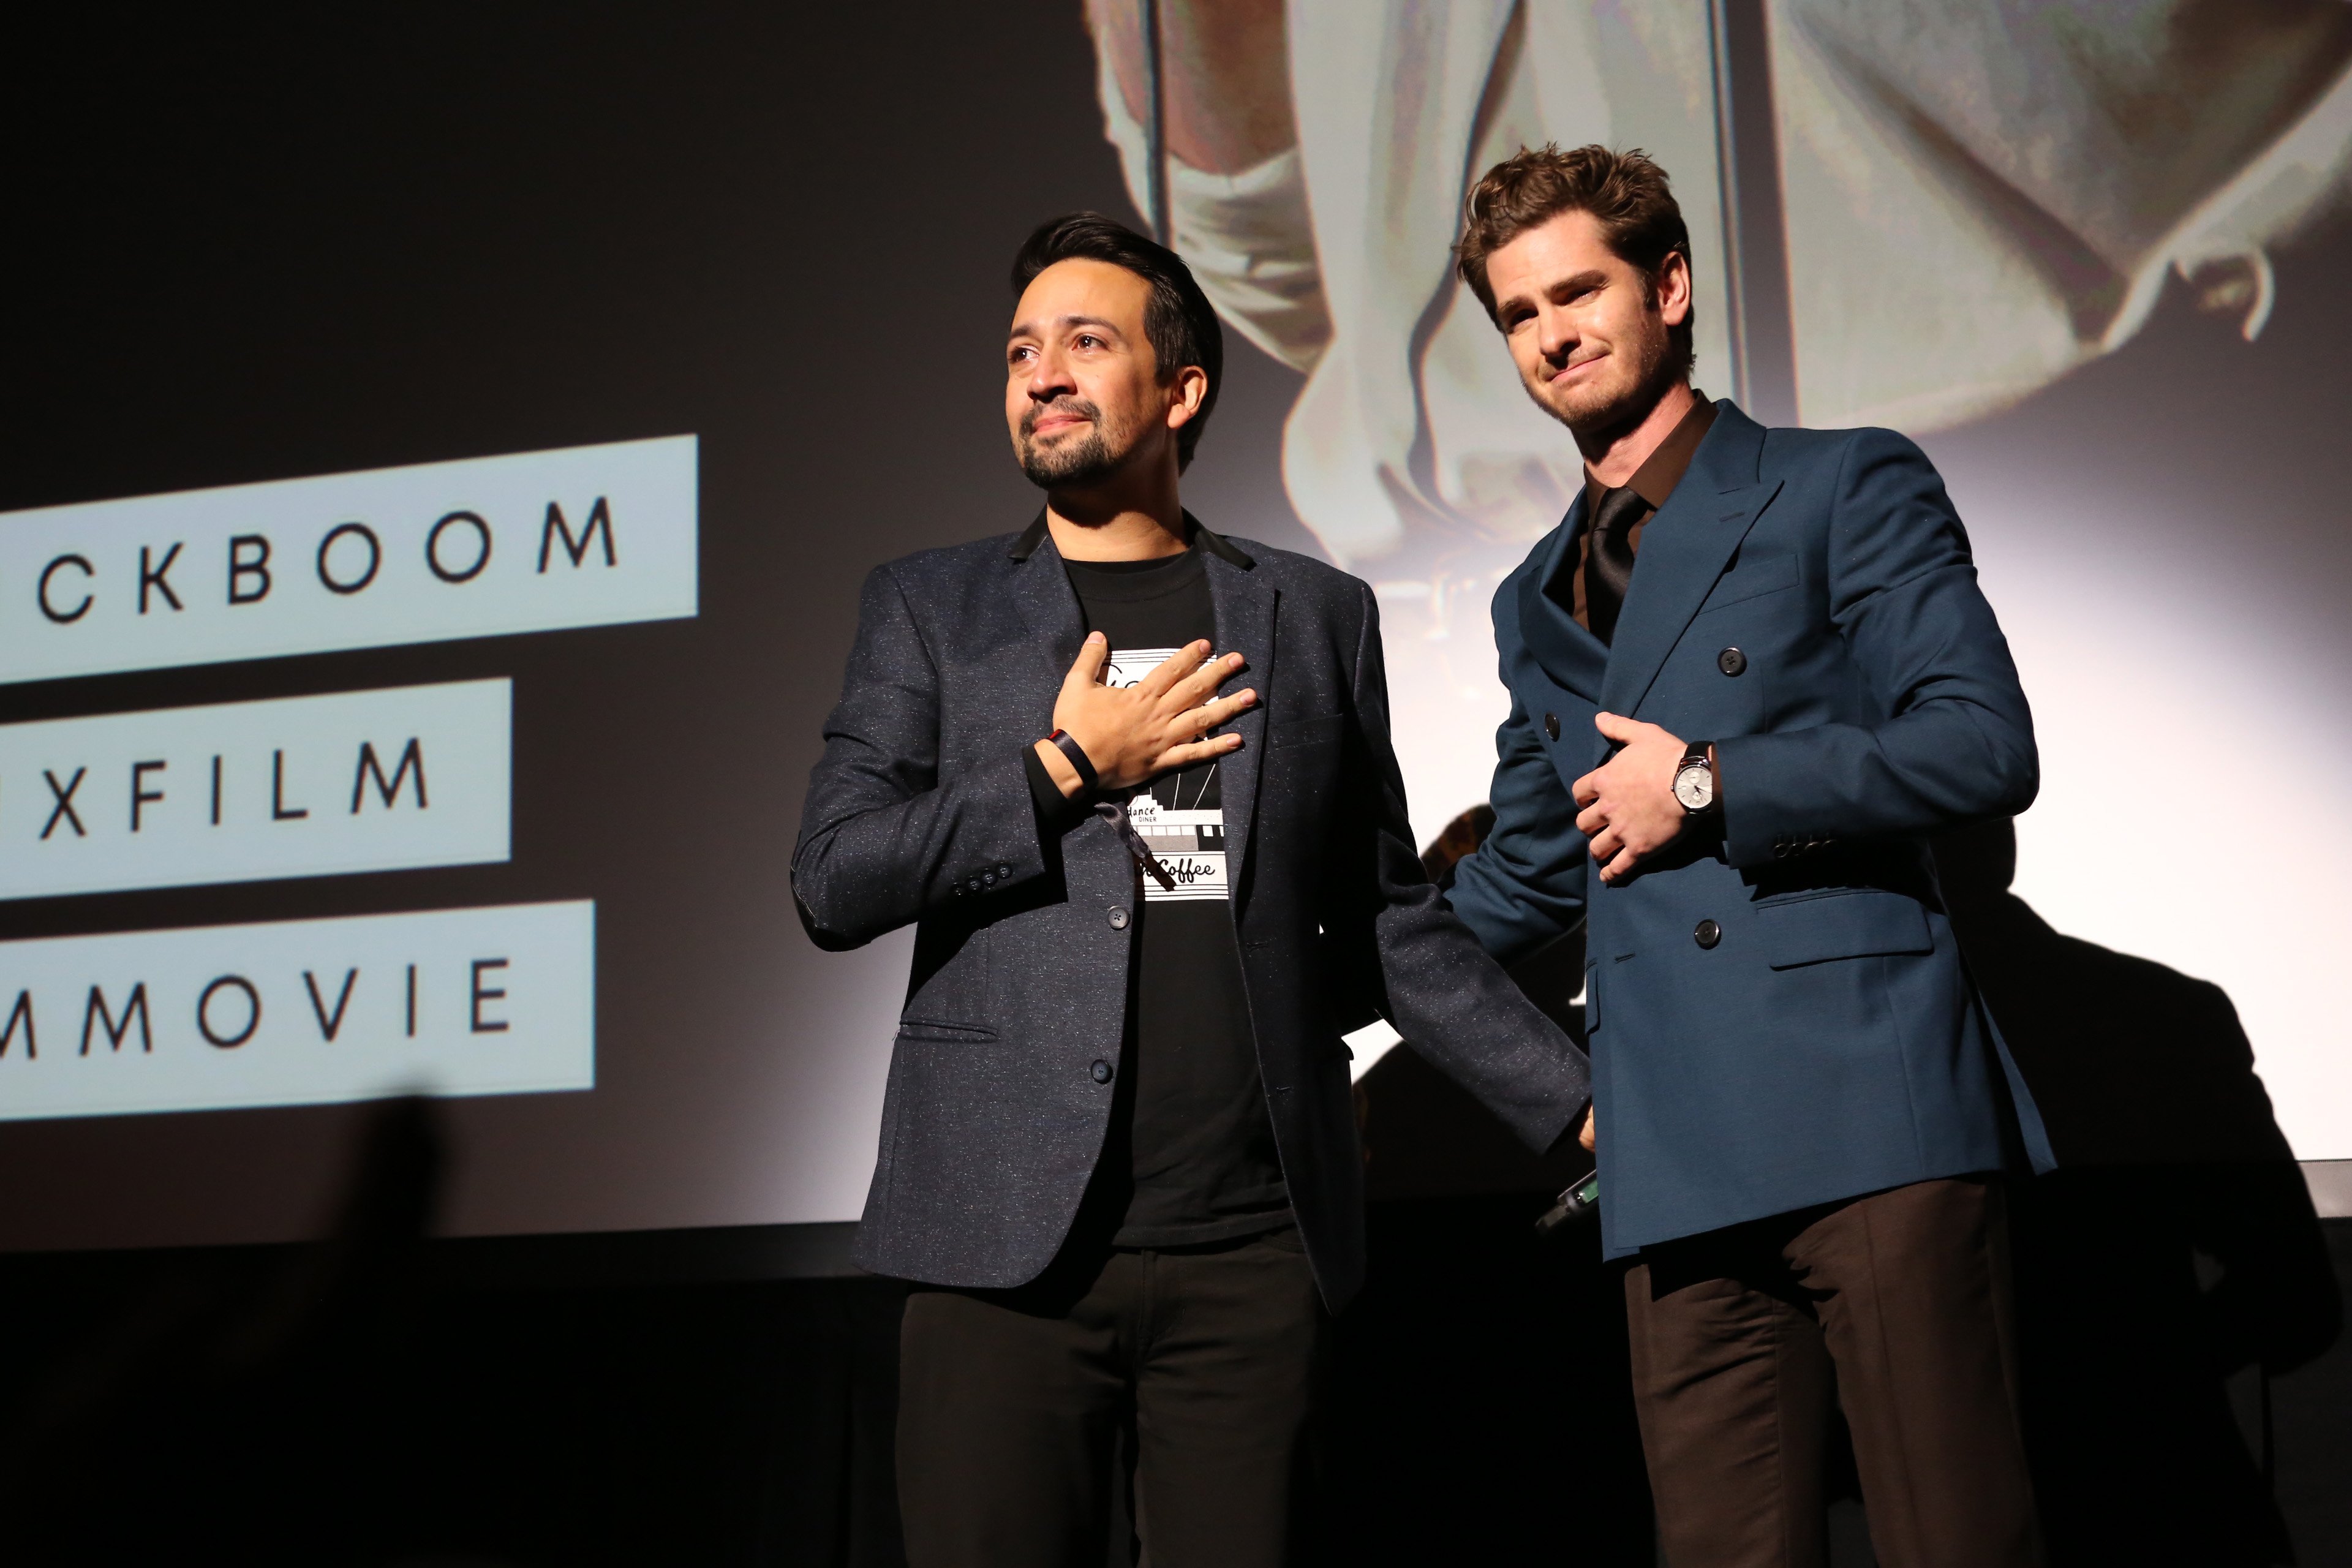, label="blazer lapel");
[1008,516,1088,671]
[1204,546,1276,913]
[1515,496,1608,702]
[1597,403,1782,720]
